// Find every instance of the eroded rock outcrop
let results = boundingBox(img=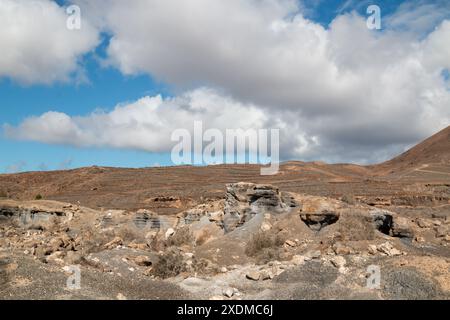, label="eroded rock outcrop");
[296,195,341,231]
[223,183,295,232]
[300,212,339,231]
[369,209,416,239]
